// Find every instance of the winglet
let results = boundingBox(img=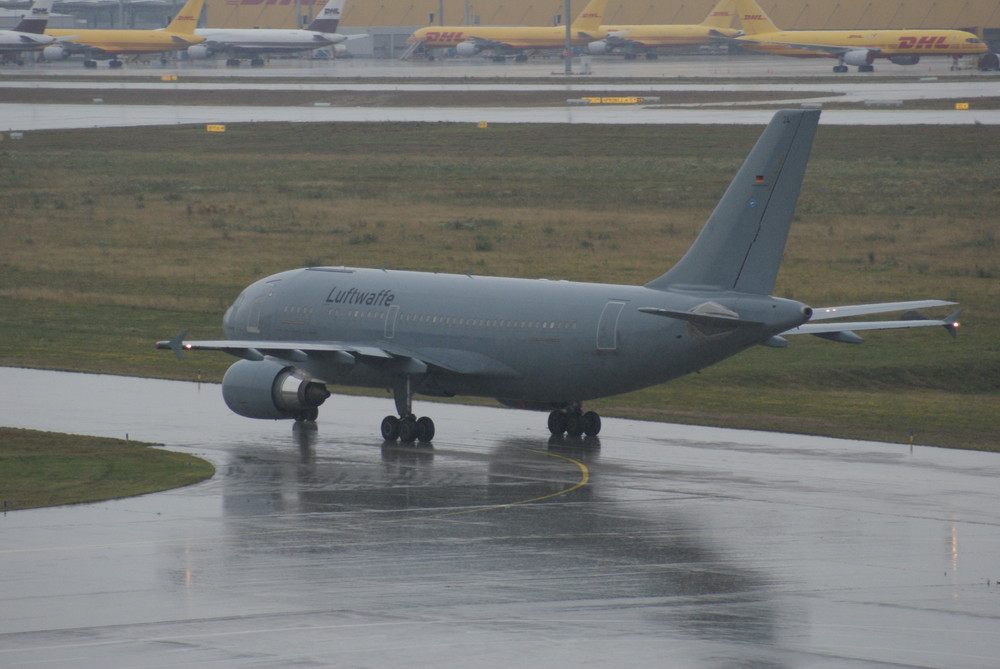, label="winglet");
[158,330,189,361]
[943,309,963,339]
